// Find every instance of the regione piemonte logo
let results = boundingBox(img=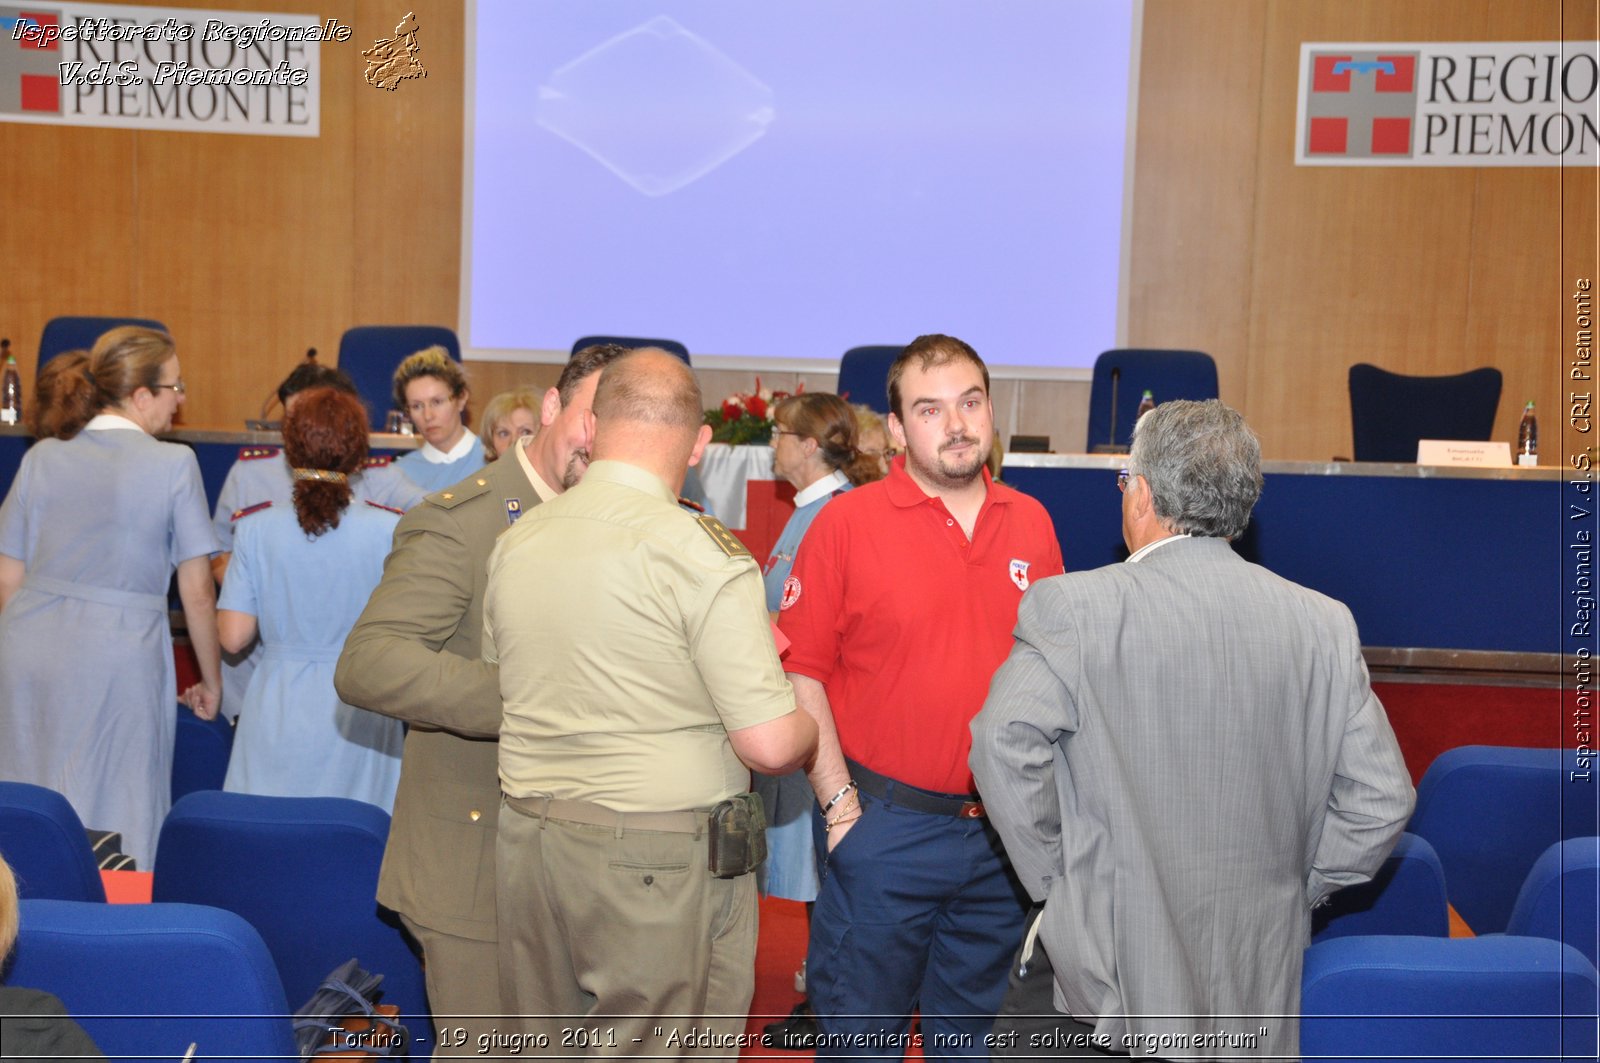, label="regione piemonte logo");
[1302,49,1421,158]
[0,6,63,116]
